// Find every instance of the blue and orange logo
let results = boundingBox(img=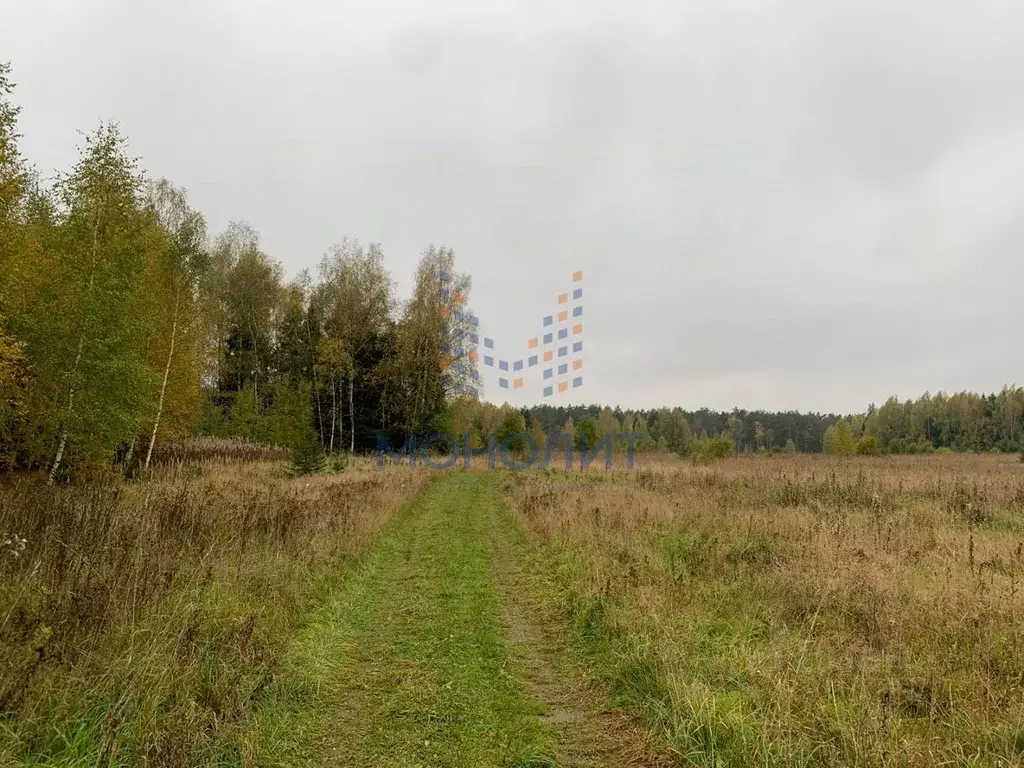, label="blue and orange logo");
[439,270,584,399]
